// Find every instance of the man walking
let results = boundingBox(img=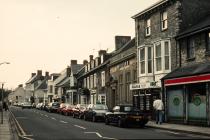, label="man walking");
[153,98,164,125]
